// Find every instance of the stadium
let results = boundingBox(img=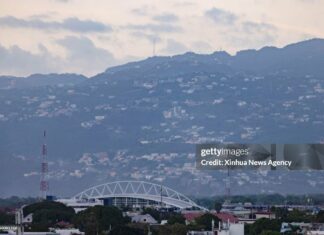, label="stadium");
[57,181,207,212]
